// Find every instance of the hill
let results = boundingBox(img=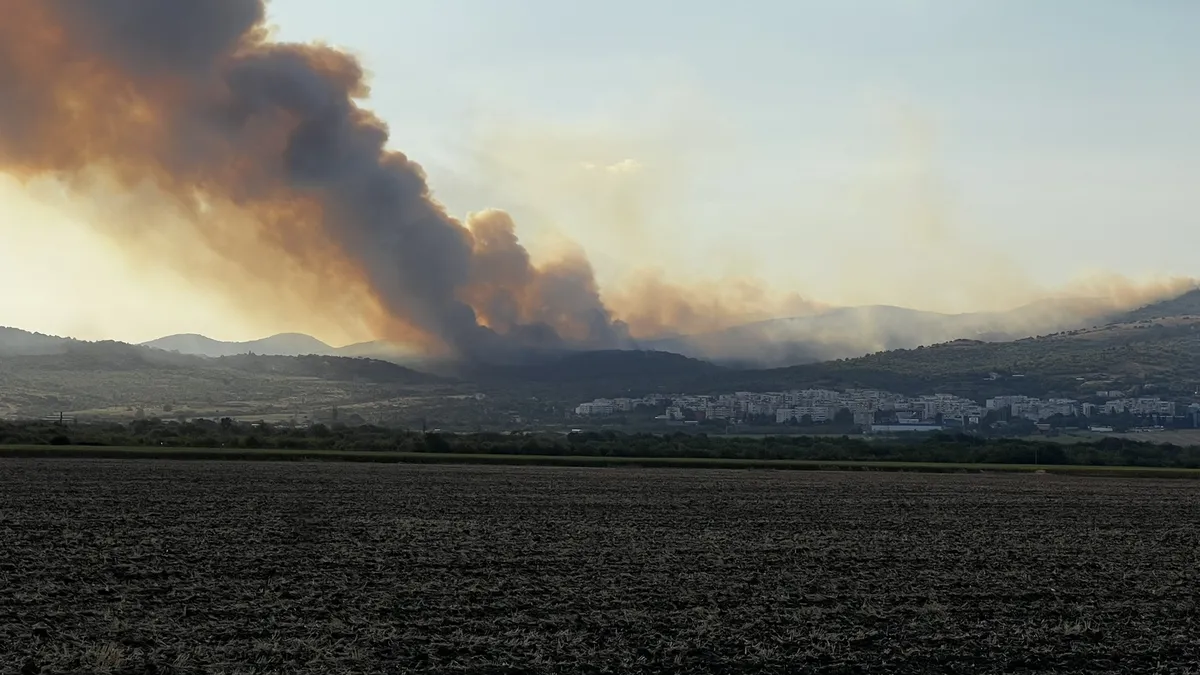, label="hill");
[719,319,1200,399]
[465,350,725,398]
[1108,287,1200,324]
[0,327,75,356]
[0,336,449,418]
[143,333,336,357]
[215,354,443,385]
[642,299,1115,367]
[9,303,1200,423]
[142,333,438,369]
[138,286,1179,371]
